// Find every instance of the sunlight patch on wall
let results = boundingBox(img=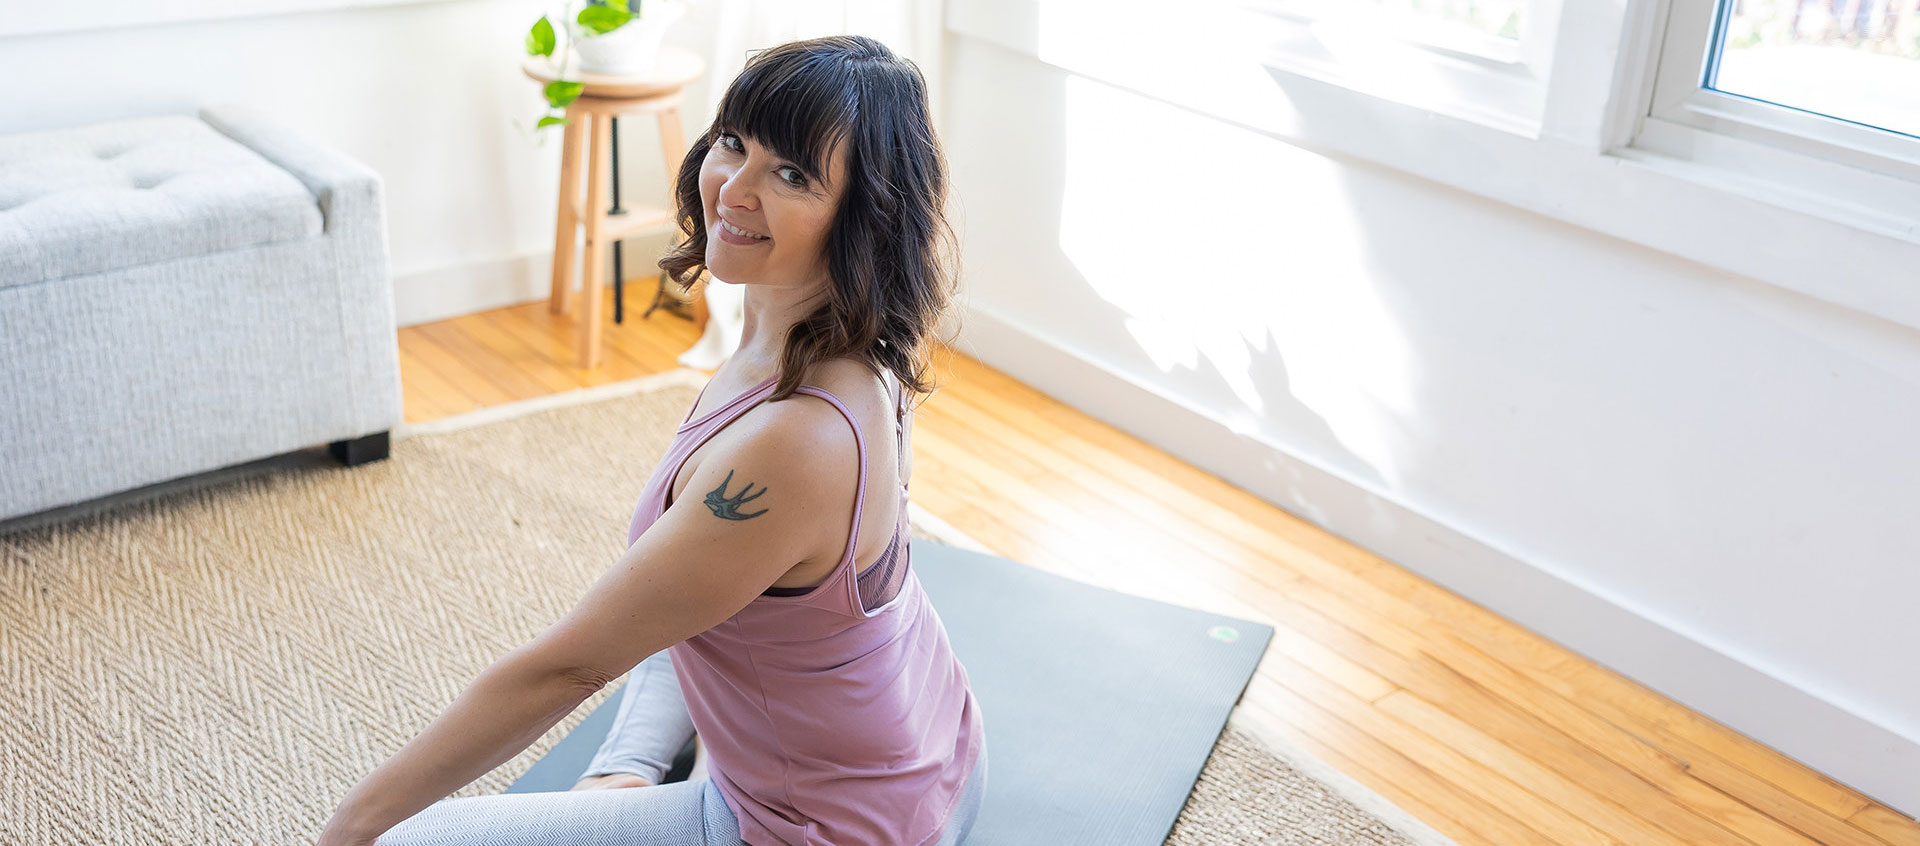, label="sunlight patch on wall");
[1057,73,1419,479]
[1030,0,1299,128]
